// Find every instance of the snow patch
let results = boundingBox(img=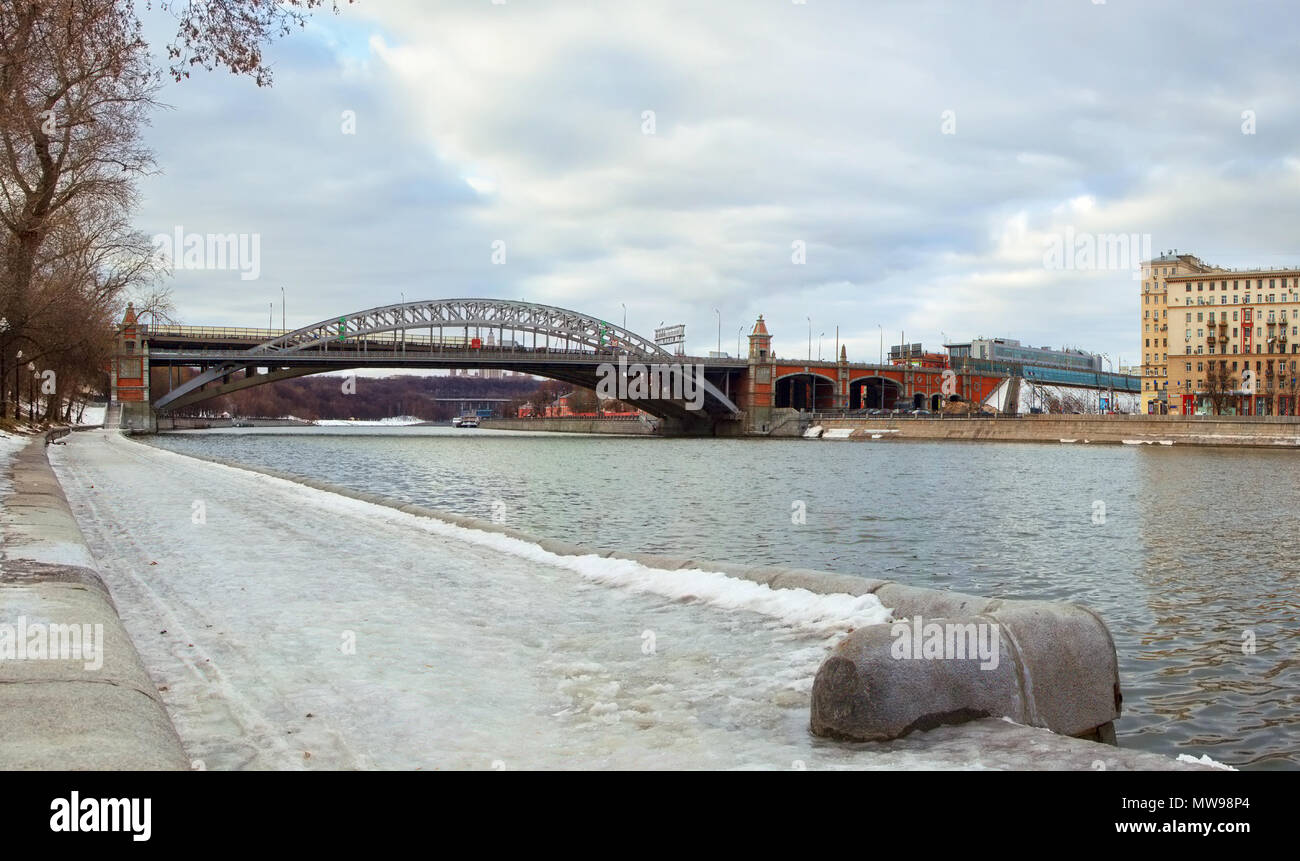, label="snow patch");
[1176,753,1237,771]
